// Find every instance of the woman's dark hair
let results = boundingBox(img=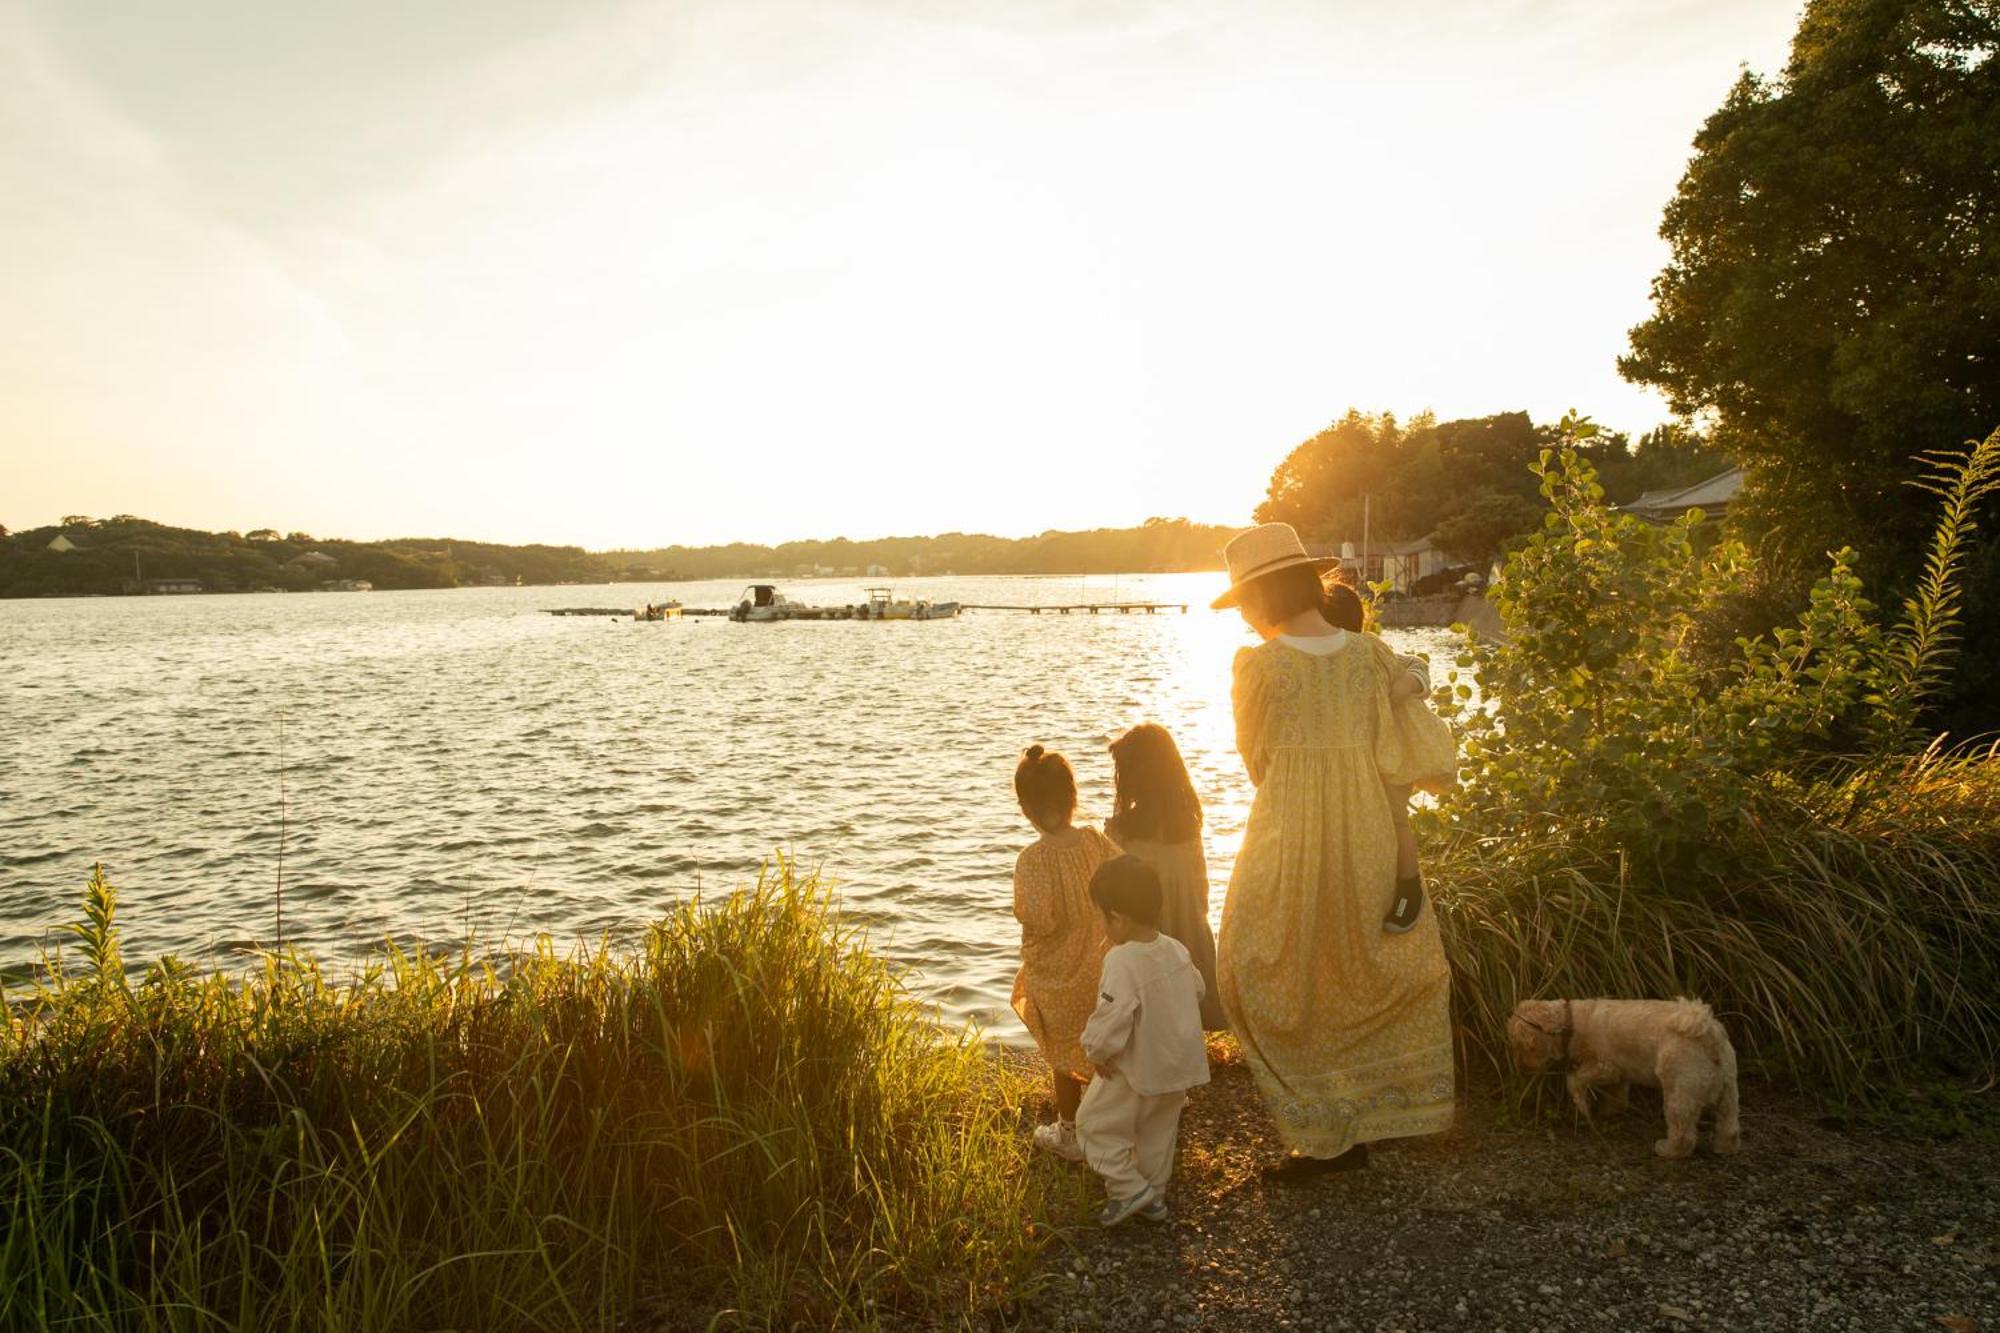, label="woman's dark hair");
[1089,854,1163,927]
[1320,575,1365,632]
[1106,723,1203,844]
[1014,744,1077,827]
[1236,563,1326,627]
